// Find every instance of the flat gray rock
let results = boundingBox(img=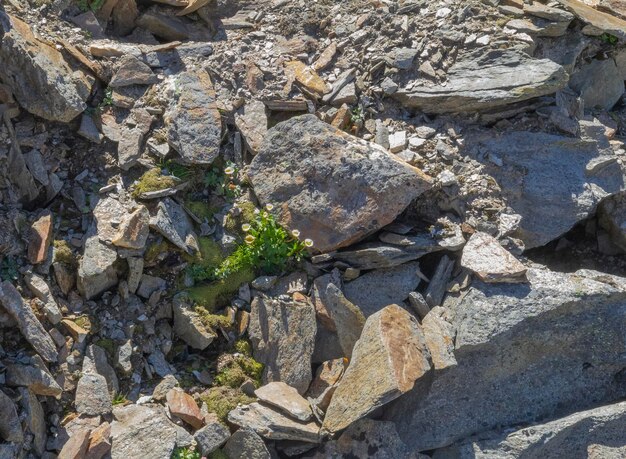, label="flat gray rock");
[394,49,568,113]
[255,382,313,421]
[75,373,112,416]
[83,344,119,395]
[223,427,271,459]
[5,361,62,397]
[172,294,216,350]
[150,198,199,255]
[193,421,231,456]
[460,232,527,283]
[0,389,23,443]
